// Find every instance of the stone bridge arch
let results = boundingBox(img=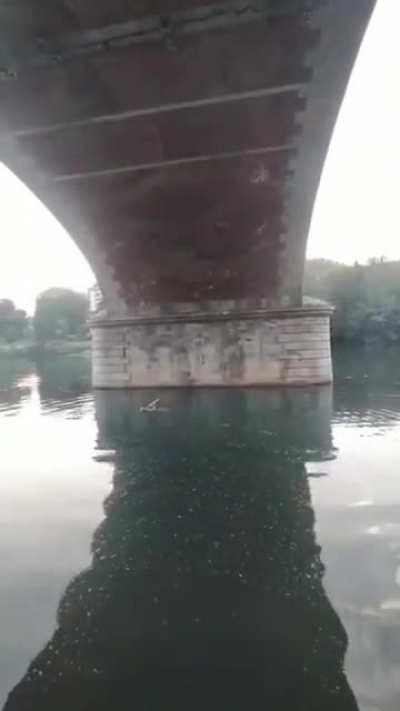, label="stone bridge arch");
[0,0,376,386]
